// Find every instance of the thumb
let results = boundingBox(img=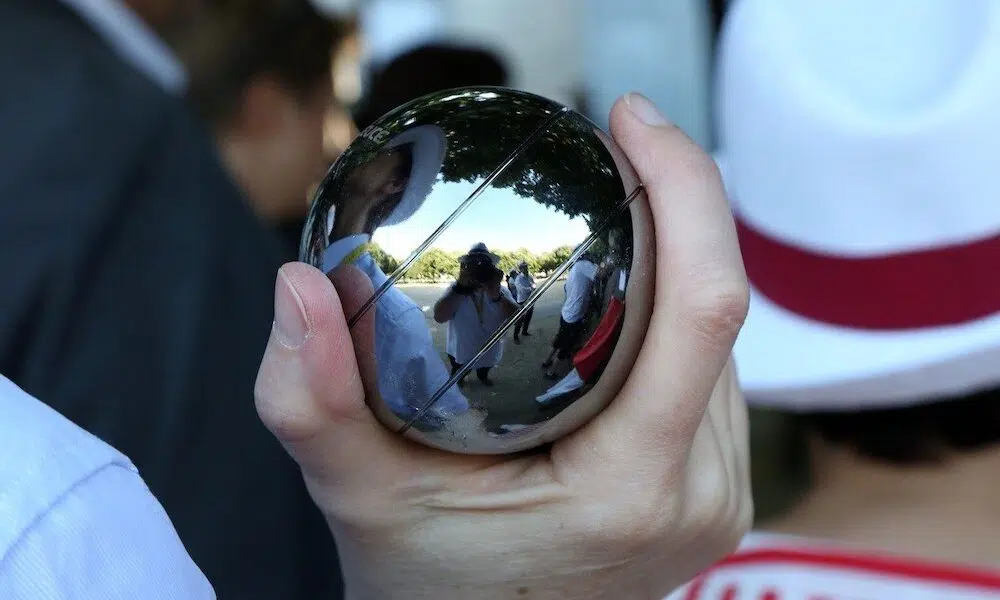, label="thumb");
[253,262,400,487]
